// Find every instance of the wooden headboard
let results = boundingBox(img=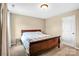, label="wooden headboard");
[21,29,41,34]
